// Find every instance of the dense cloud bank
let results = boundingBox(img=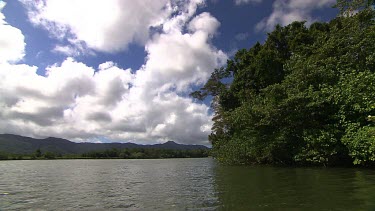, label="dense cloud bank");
[0,0,227,145]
